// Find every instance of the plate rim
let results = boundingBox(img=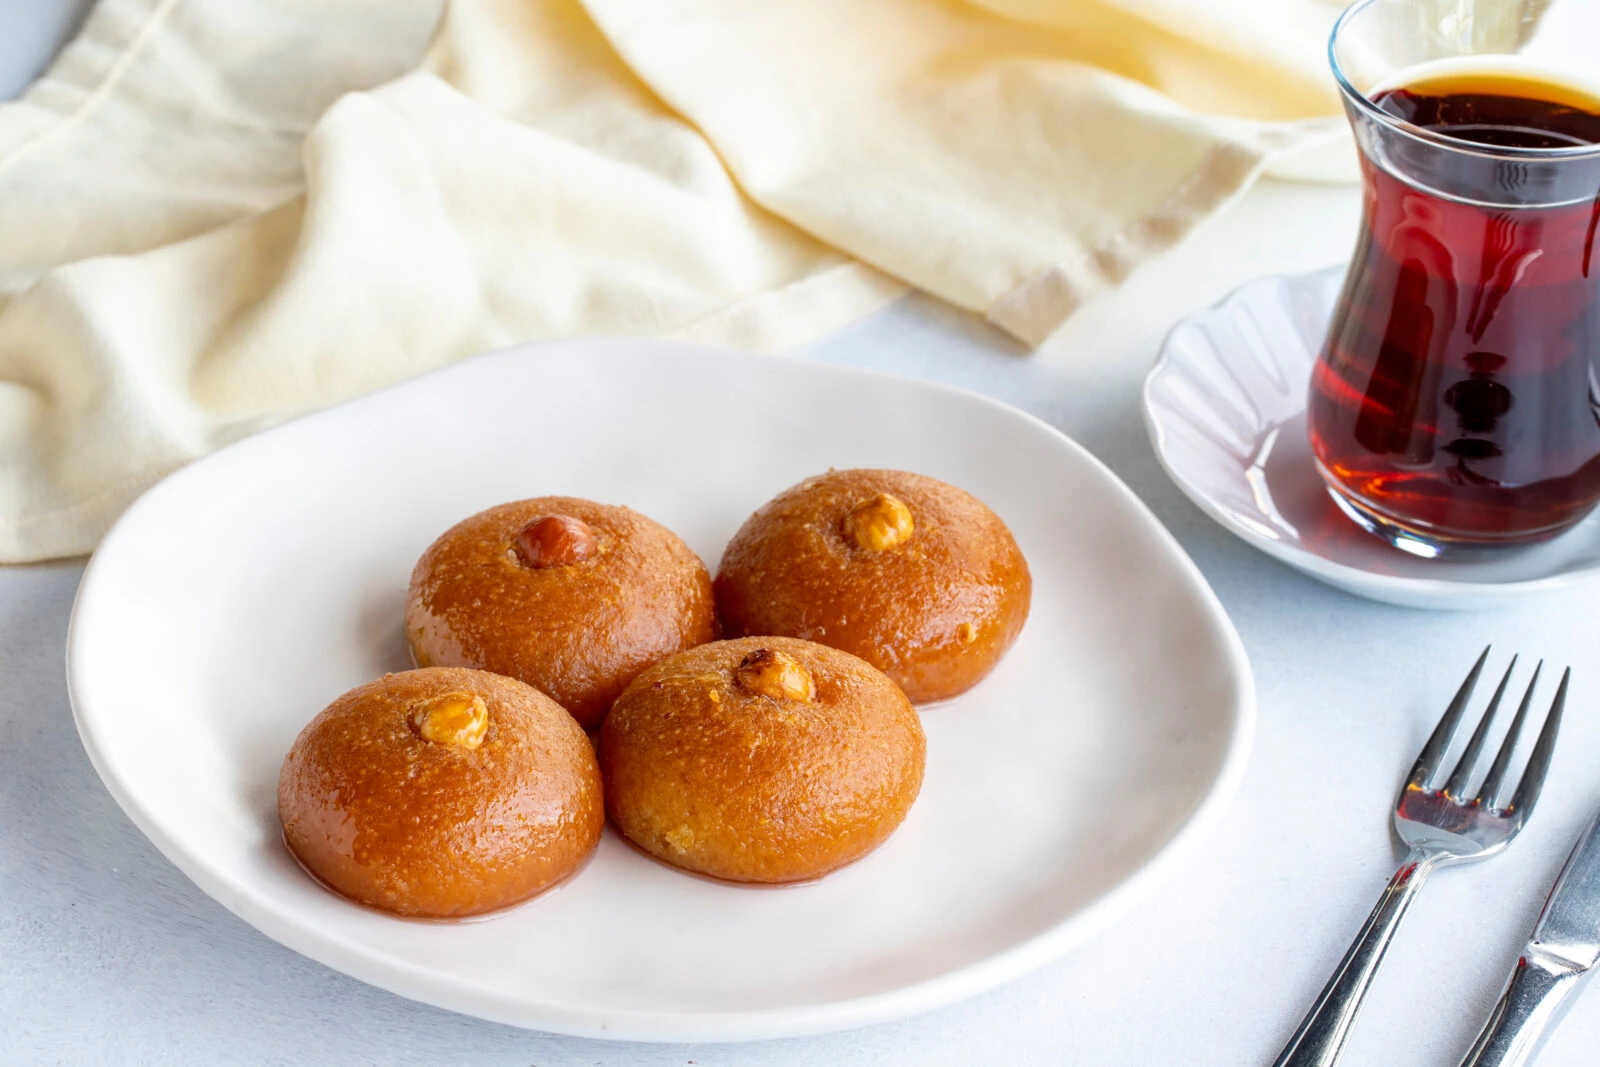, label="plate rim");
[1142,265,1600,608]
[67,336,1256,1041]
